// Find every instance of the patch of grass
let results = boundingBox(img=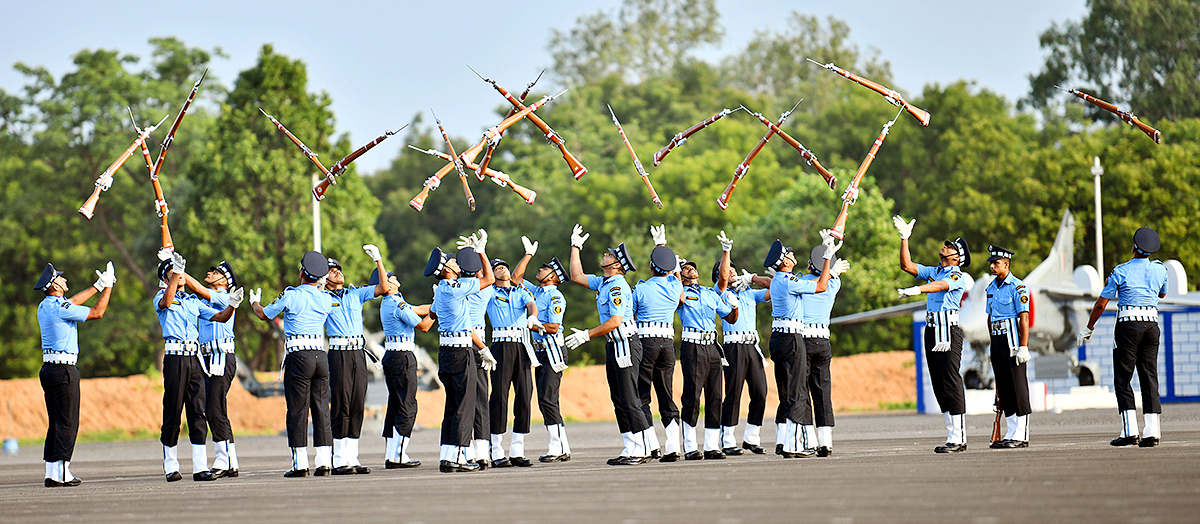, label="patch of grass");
[878,400,917,411]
